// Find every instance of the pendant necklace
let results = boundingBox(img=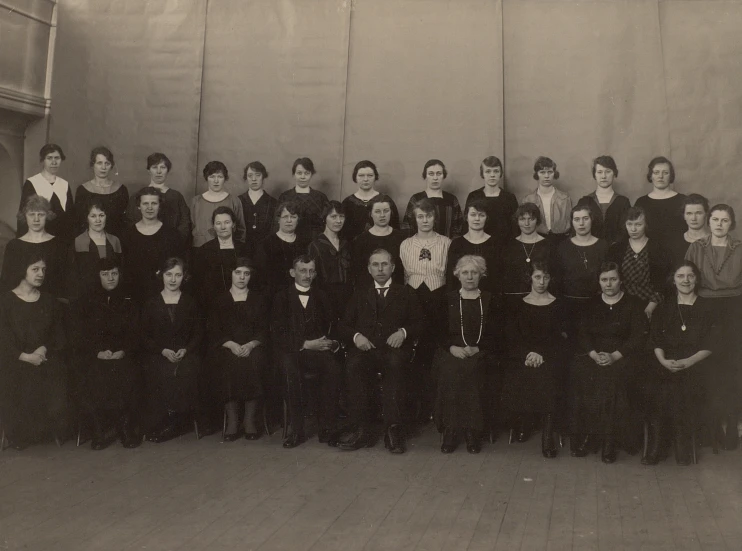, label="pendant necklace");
[459,292,484,346]
[677,302,687,332]
[522,242,536,263]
